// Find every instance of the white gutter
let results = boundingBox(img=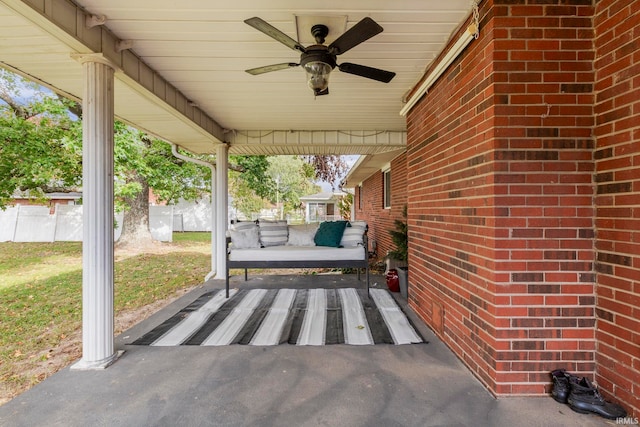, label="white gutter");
[399,23,478,117]
[170,144,217,281]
